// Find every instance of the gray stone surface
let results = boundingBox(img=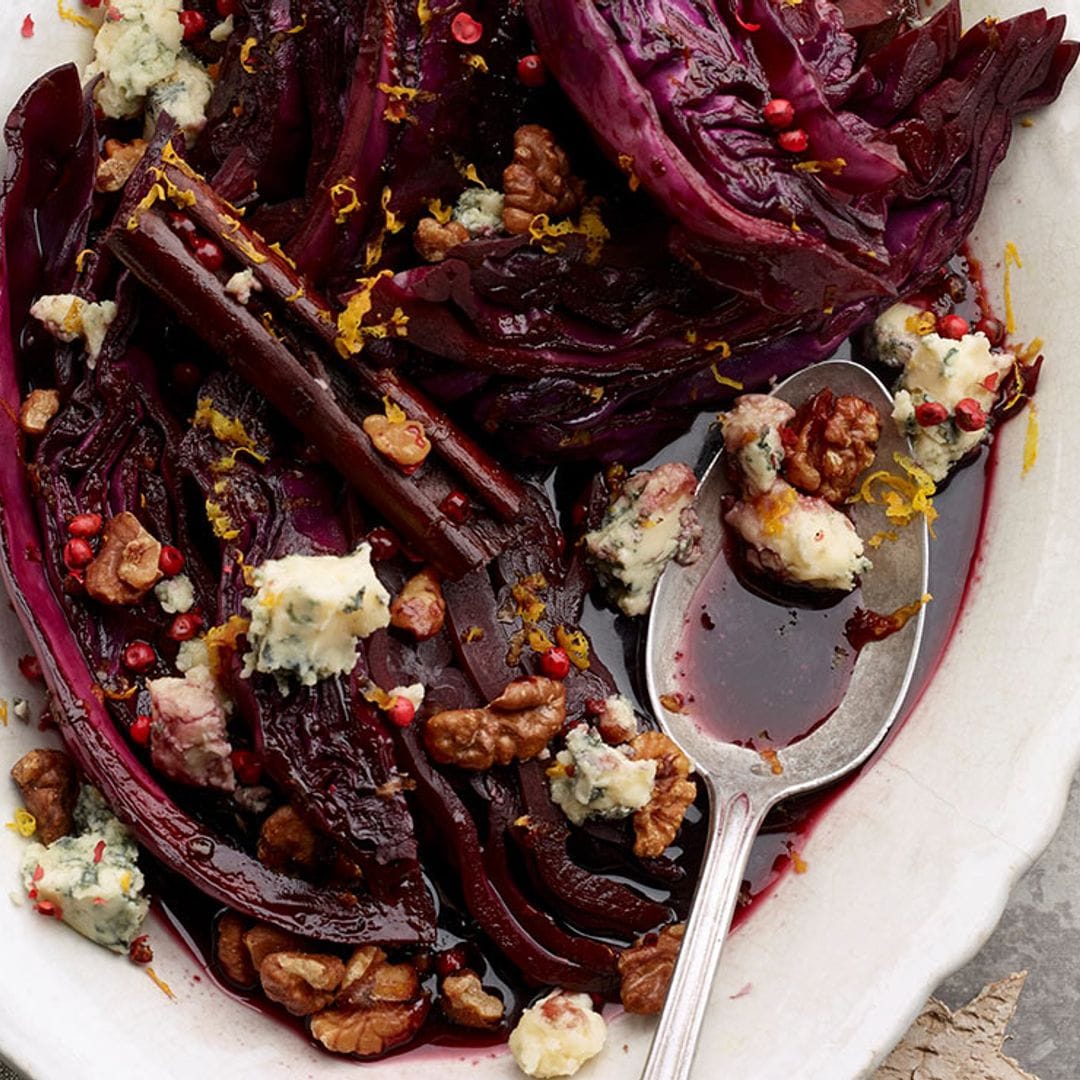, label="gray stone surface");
[935,769,1080,1078]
